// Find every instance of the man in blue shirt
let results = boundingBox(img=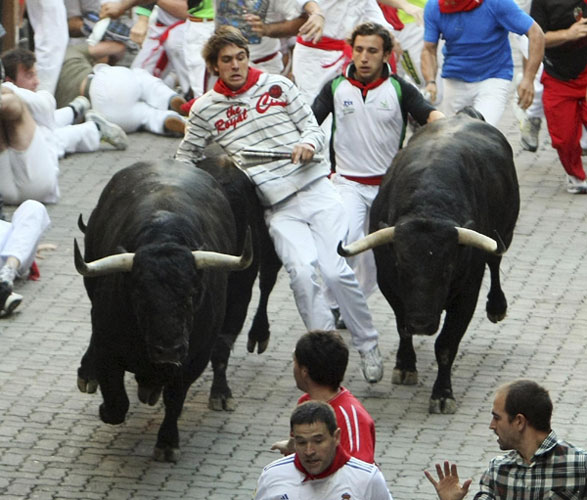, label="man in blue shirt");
[421,0,544,125]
